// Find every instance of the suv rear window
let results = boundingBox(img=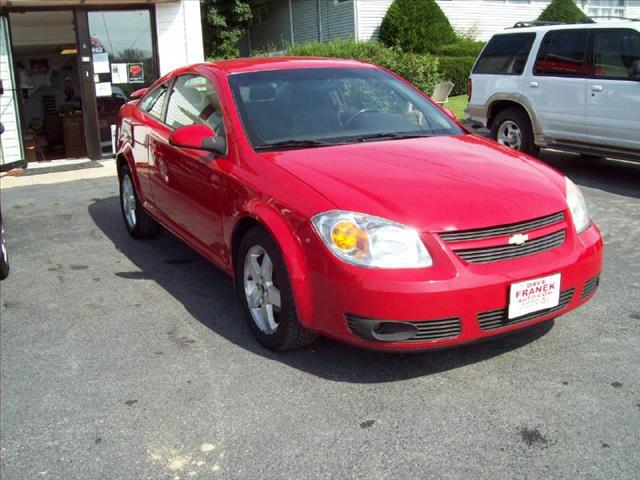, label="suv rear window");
[473,33,535,75]
[534,30,589,77]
